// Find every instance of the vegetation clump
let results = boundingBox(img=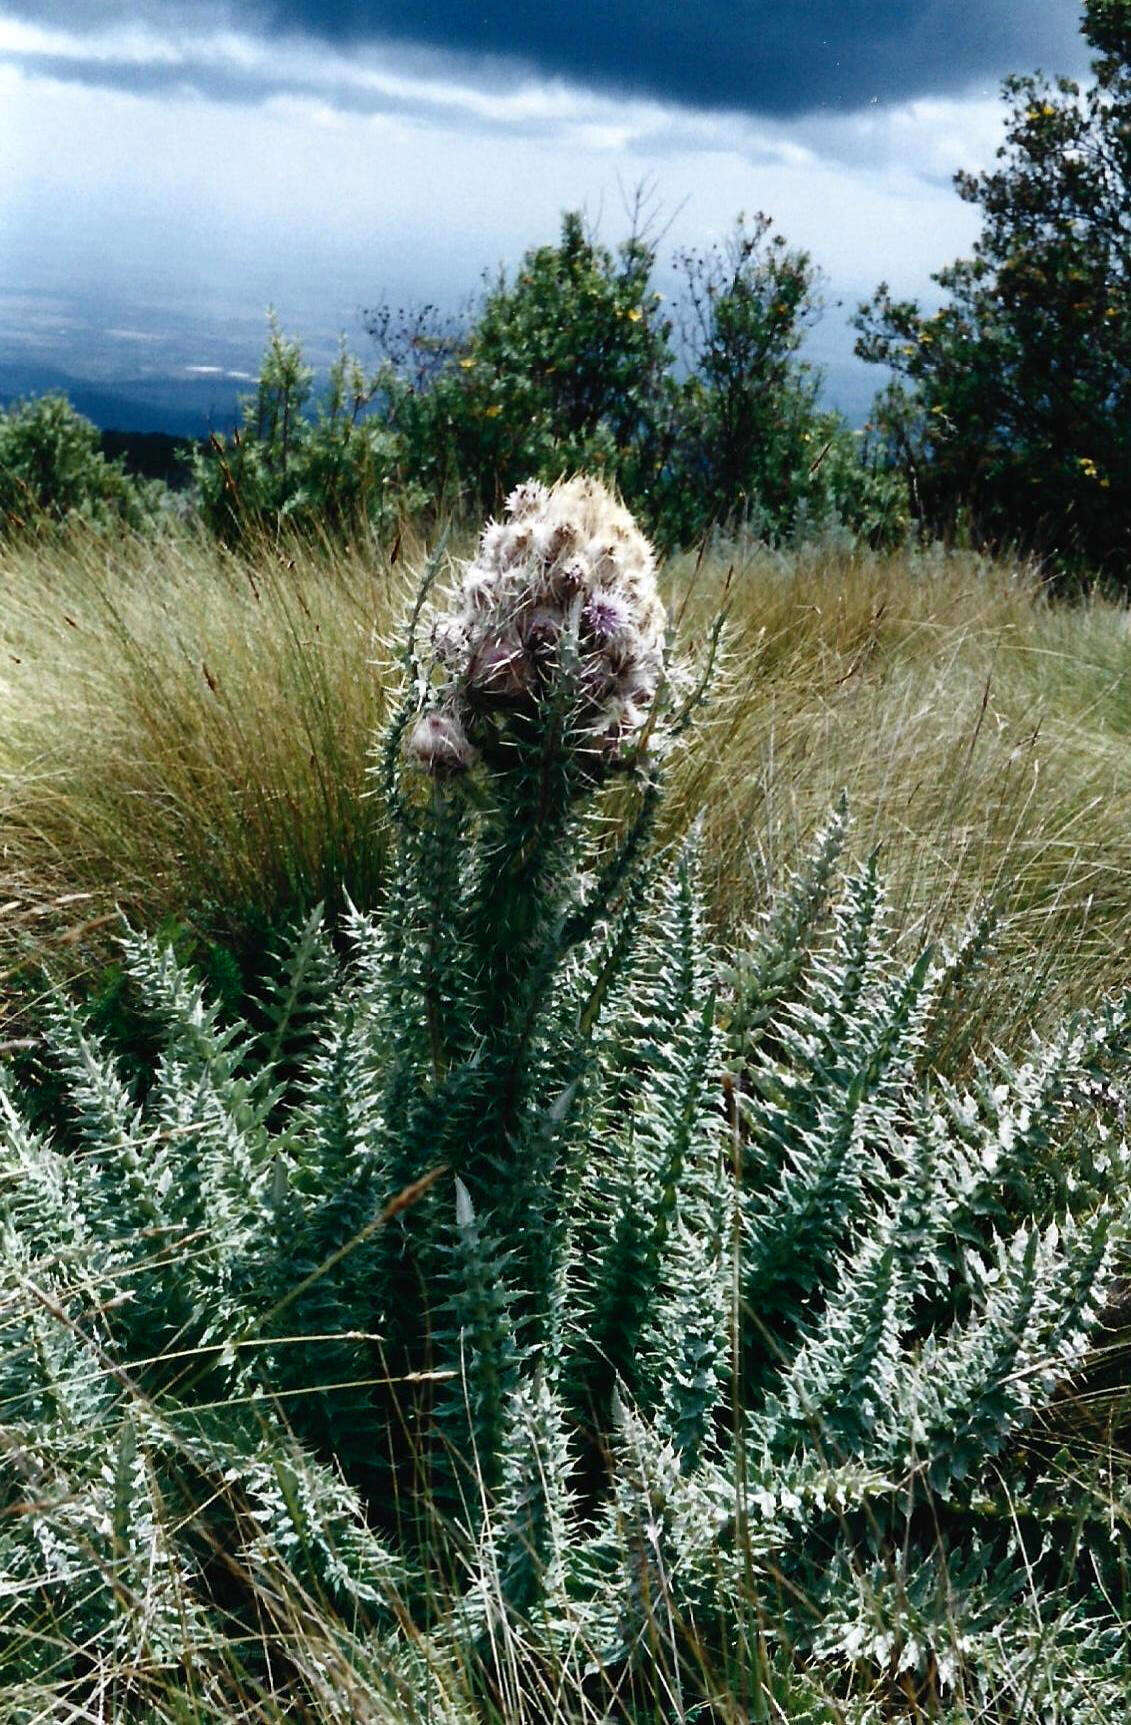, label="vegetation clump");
[373,207,906,552]
[857,0,1131,578]
[188,315,415,545]
[373,208,678,530]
